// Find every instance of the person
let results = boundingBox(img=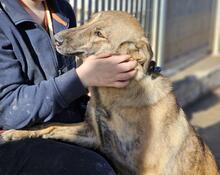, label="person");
[0,0,137,174]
